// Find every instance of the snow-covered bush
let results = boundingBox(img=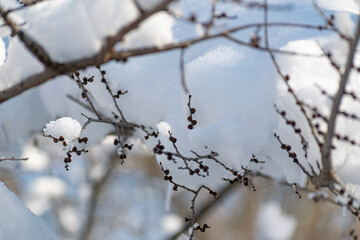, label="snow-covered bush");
[1,0,360,239]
